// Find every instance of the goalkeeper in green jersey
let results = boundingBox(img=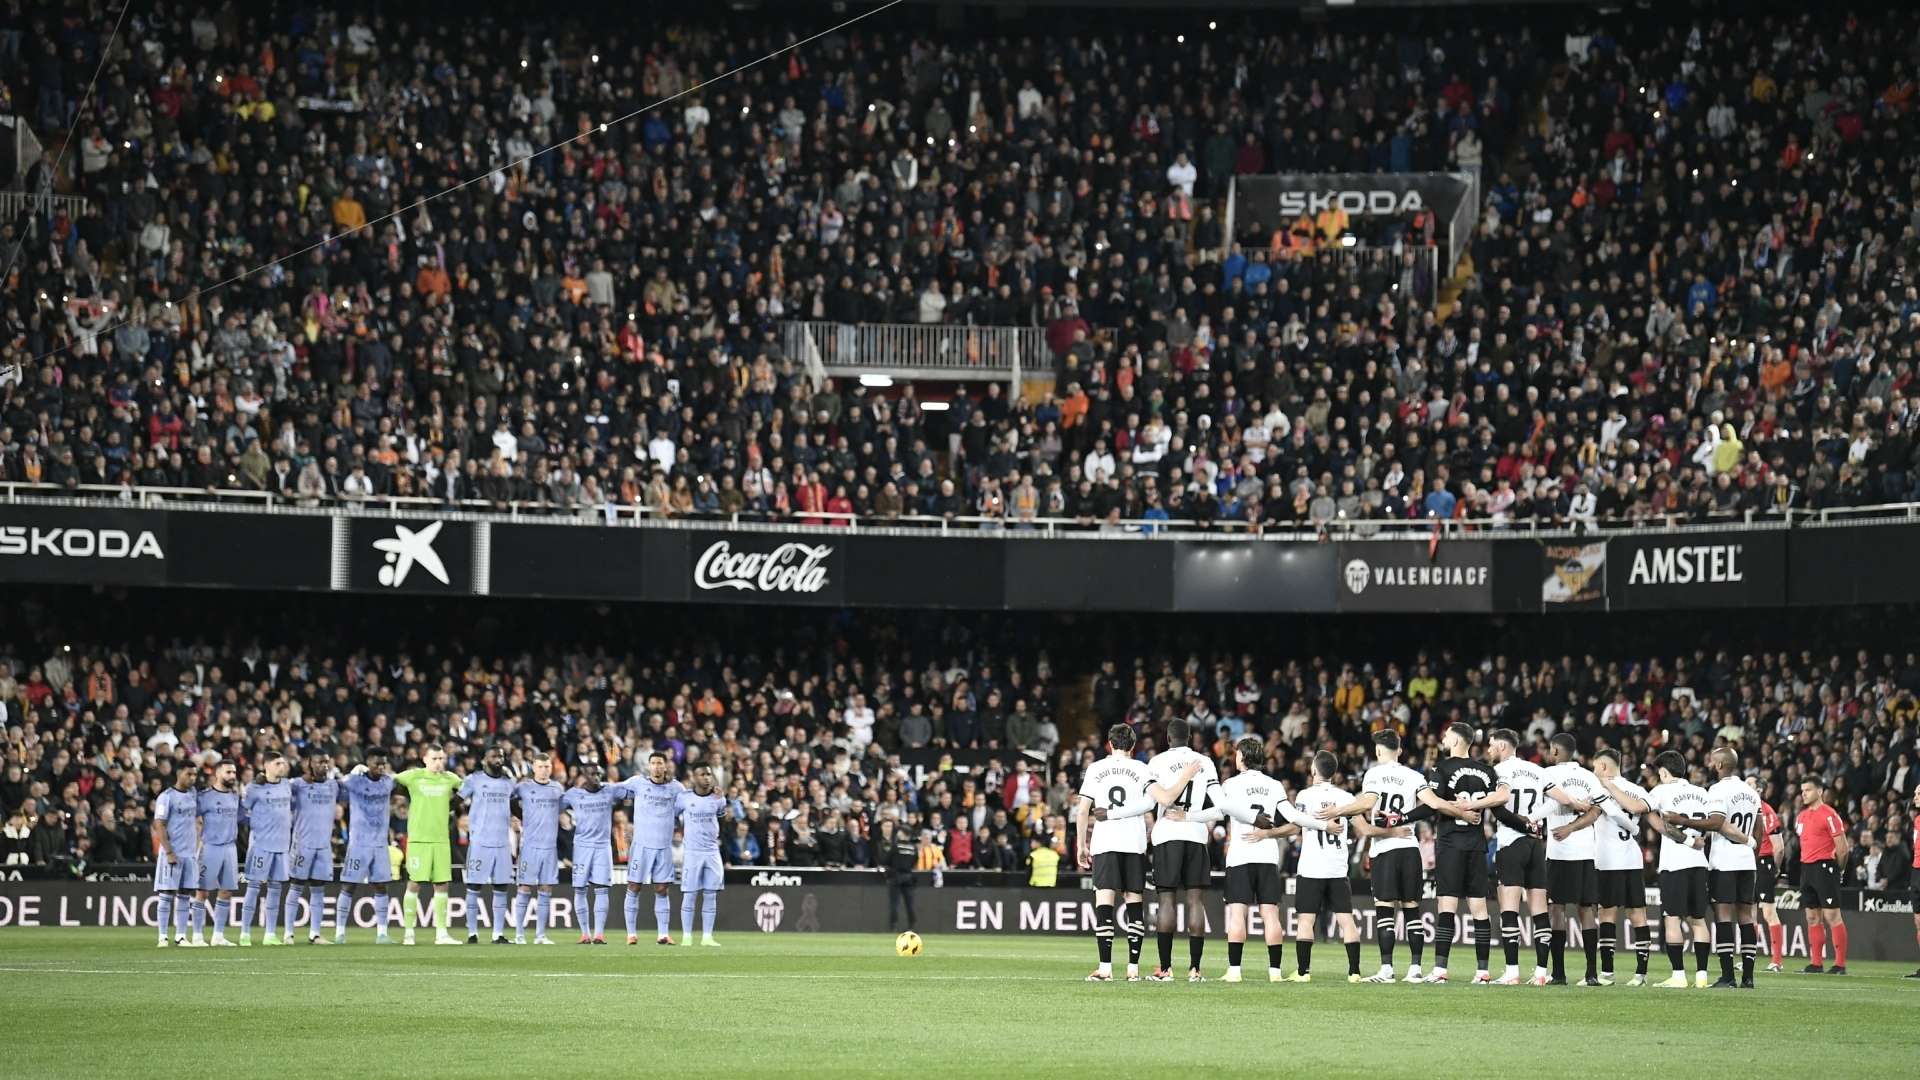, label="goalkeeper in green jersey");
[395,745,464,945]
